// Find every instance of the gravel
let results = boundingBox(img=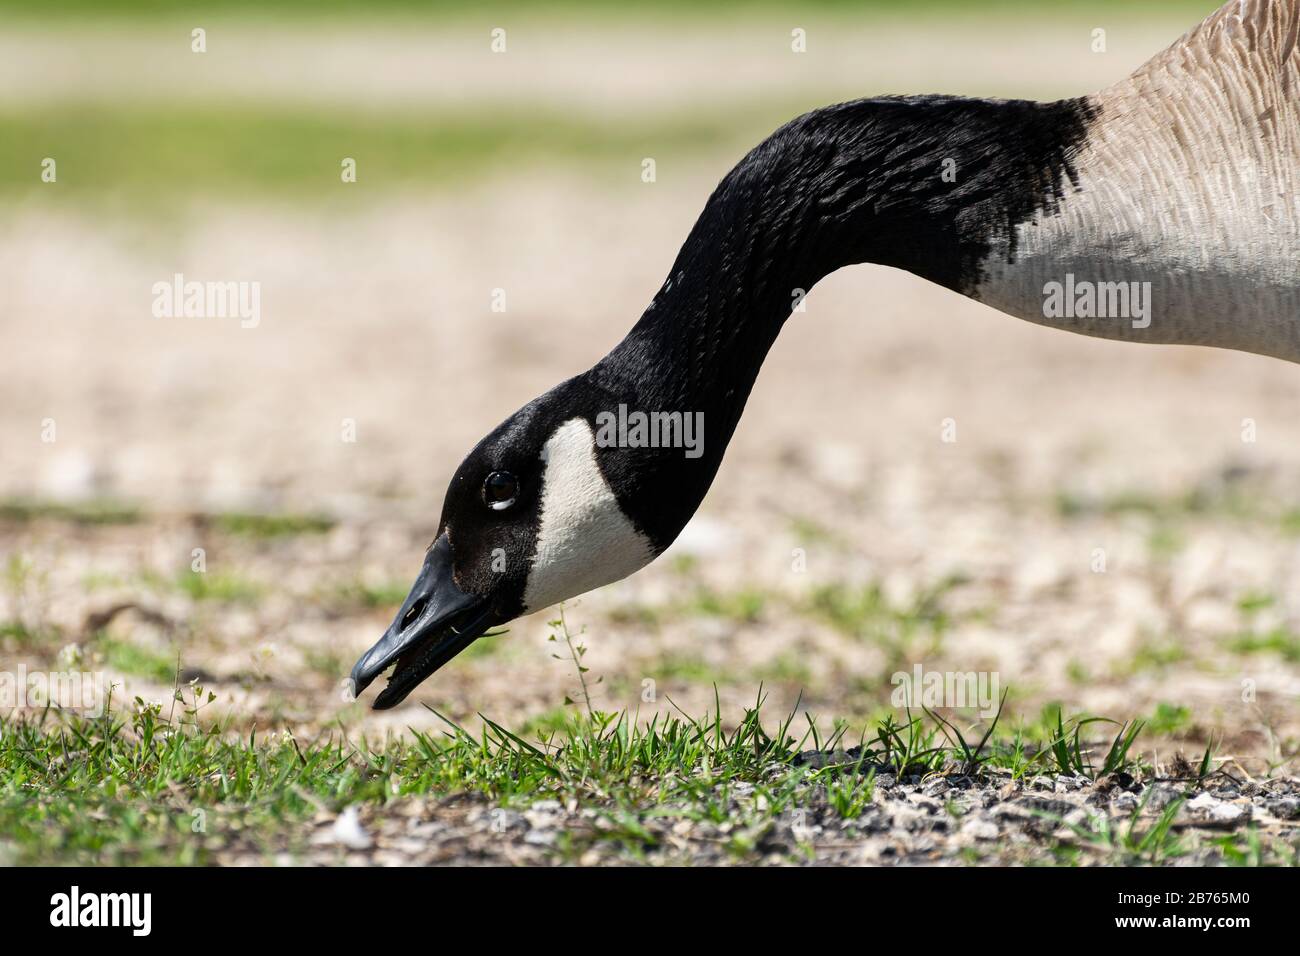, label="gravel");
[209,764,1300,866]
